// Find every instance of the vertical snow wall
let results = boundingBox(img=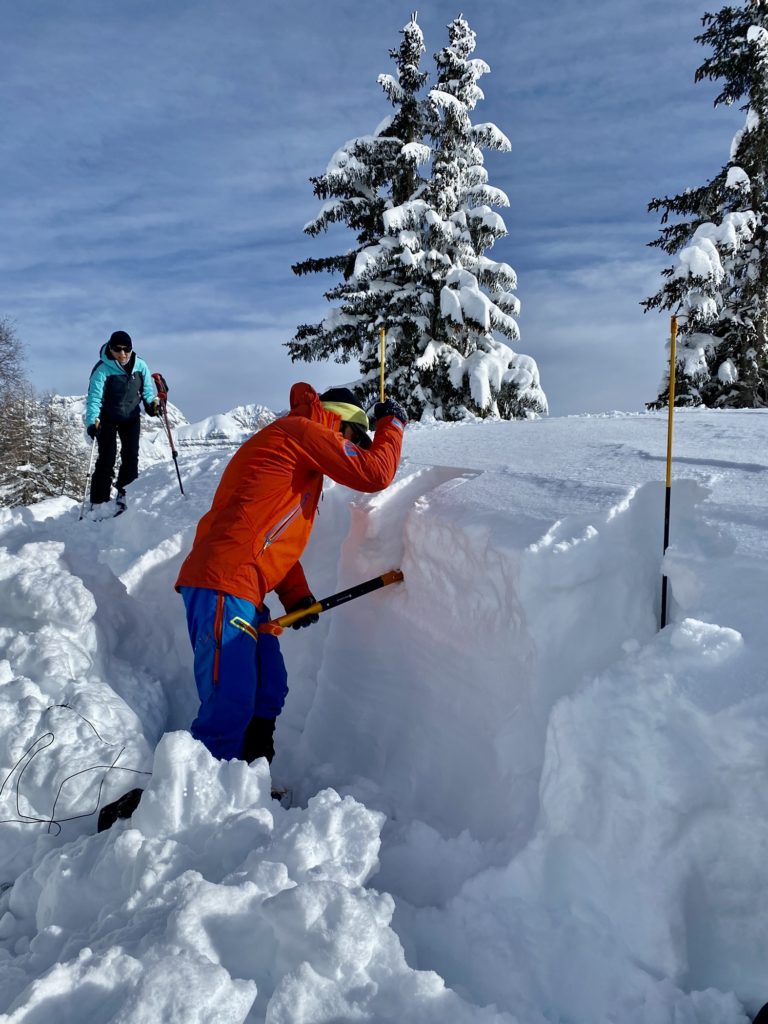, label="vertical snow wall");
[283,470,709,845]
